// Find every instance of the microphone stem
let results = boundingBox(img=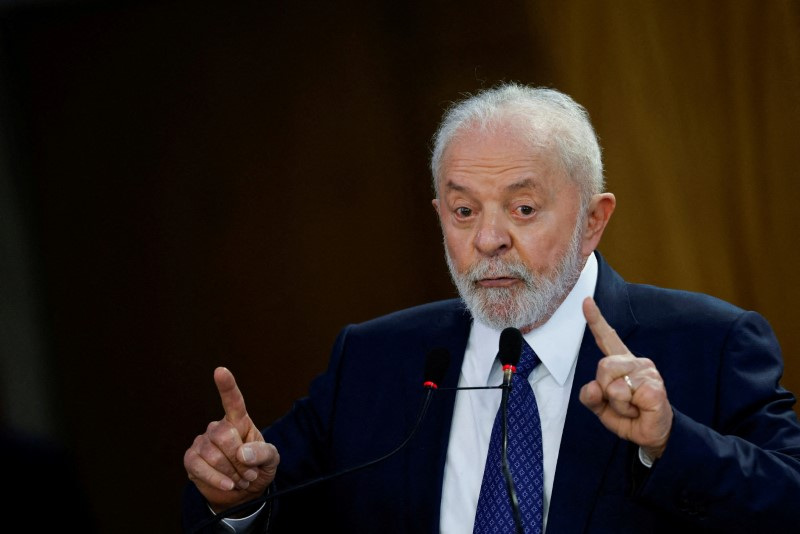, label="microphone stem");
[501,378,524,534]
[191,387,437,533]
